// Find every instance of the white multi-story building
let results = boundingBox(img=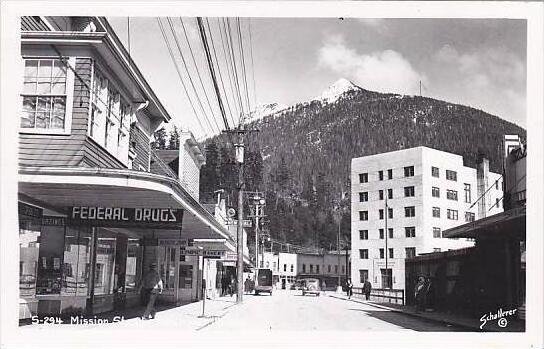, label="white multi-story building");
[351,146,503,291]
[261,252,298,289]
